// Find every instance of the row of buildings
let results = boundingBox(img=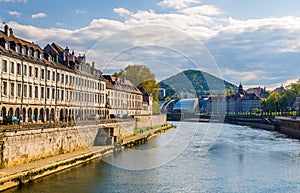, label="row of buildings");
[160,83,263,115]
[205,84,262,114]
[0,25,152,123]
